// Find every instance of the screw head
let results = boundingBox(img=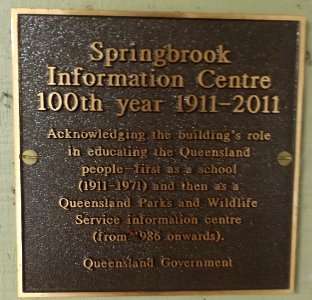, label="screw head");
[277,151,293,166]
[21,150,38,165]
